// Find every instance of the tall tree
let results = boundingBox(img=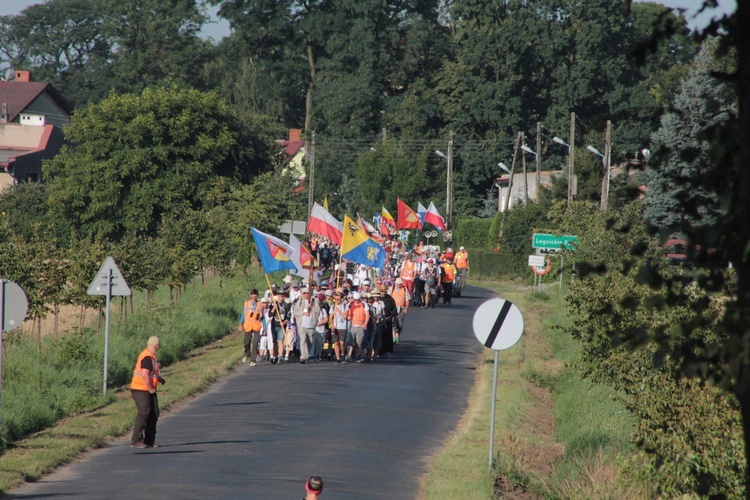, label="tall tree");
[44,86,240,242]
[644,39,734,234]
